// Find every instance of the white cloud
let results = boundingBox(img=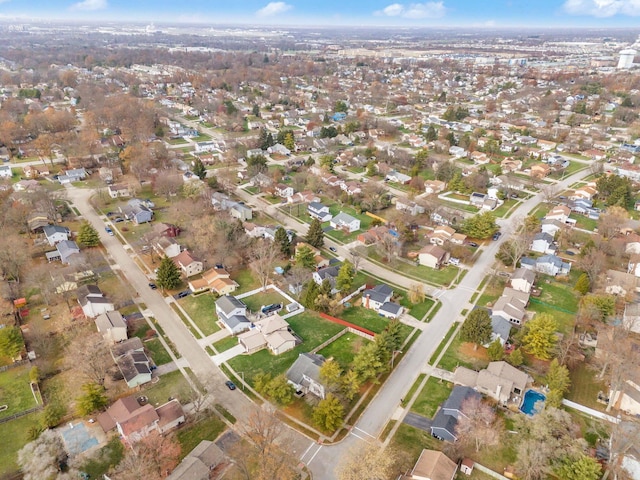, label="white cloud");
[69,0,107,11]
[256,2,292,17]
[374,2,446,19]
[563,0,640,17]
